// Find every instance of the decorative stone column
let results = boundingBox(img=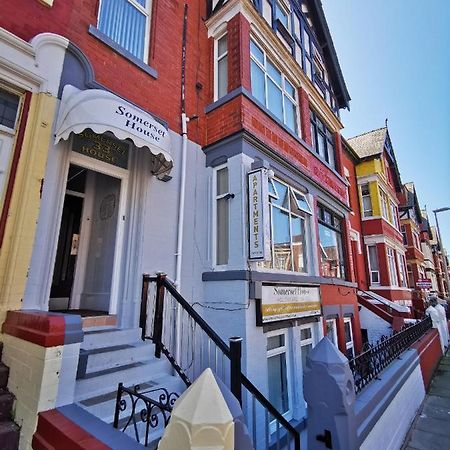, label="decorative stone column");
[304,336,357,450]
